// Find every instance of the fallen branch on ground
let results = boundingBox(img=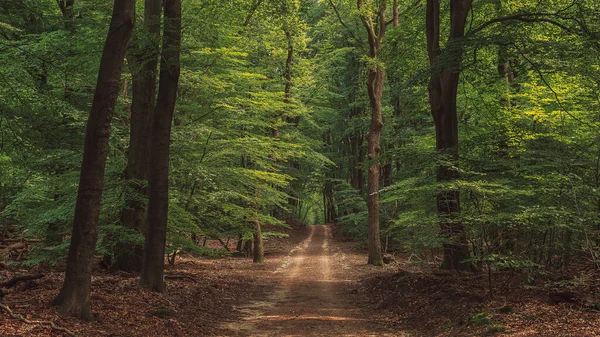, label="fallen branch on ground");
[0,302,76,337]
[0,274,44,288]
